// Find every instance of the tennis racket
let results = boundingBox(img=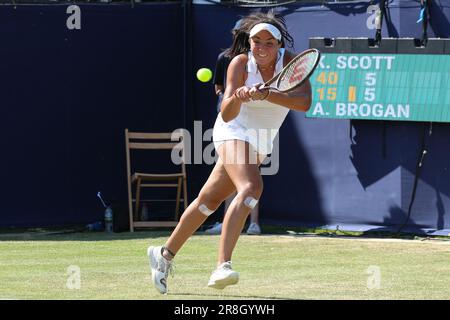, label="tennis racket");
[260,48,320,93]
